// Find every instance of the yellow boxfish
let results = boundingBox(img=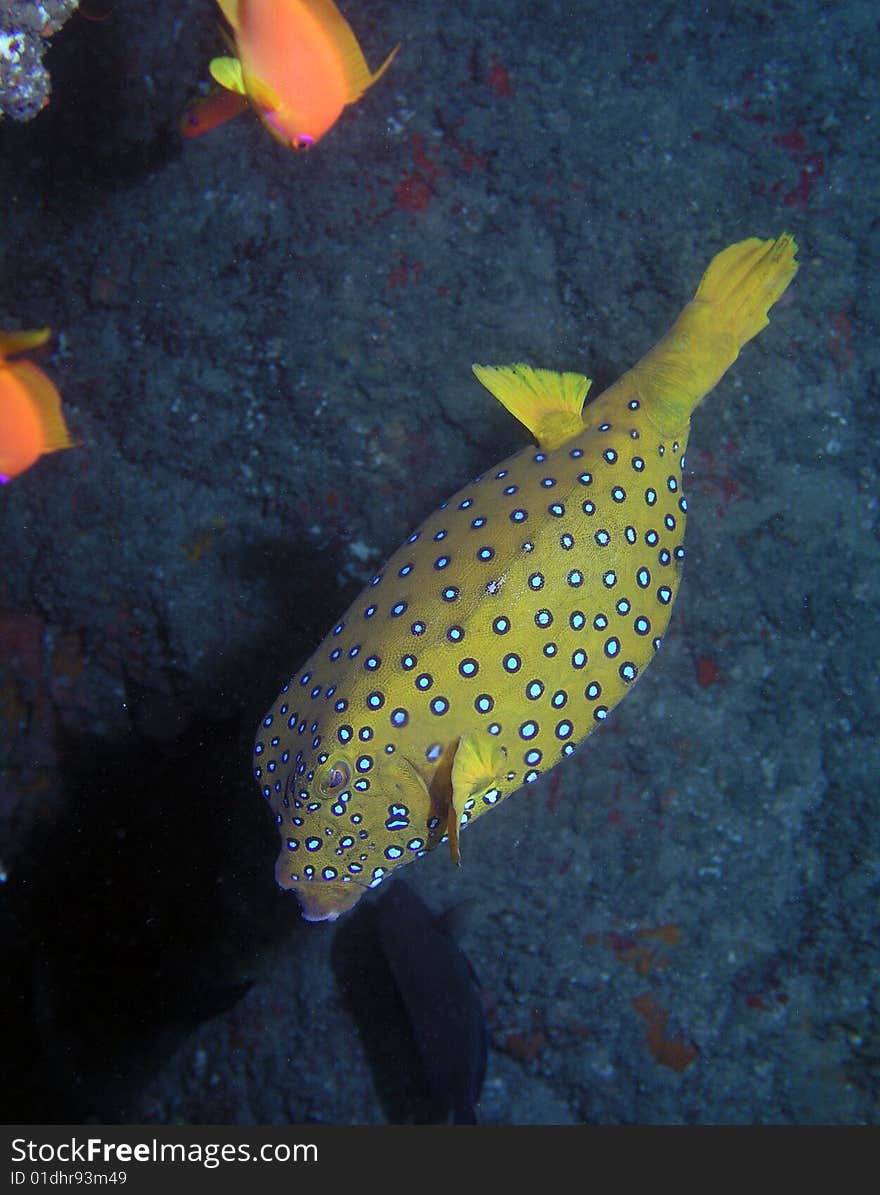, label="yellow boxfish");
[254,234,798,922]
